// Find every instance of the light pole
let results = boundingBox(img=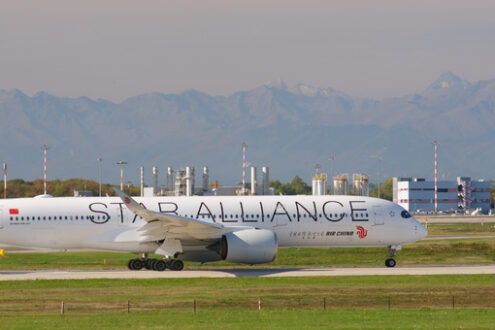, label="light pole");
[116,160,127,191]
[97,157,103,197]
[328,155,335,194]
[370,154,382,198]
[242,142,247,196]
[3,162,6,199]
